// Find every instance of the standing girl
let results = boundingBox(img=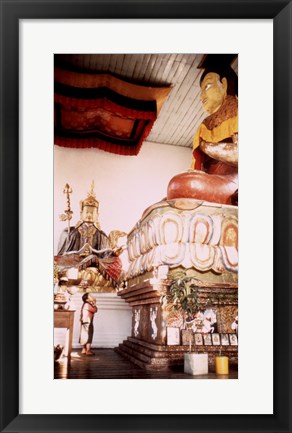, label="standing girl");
[79,293,98,356]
